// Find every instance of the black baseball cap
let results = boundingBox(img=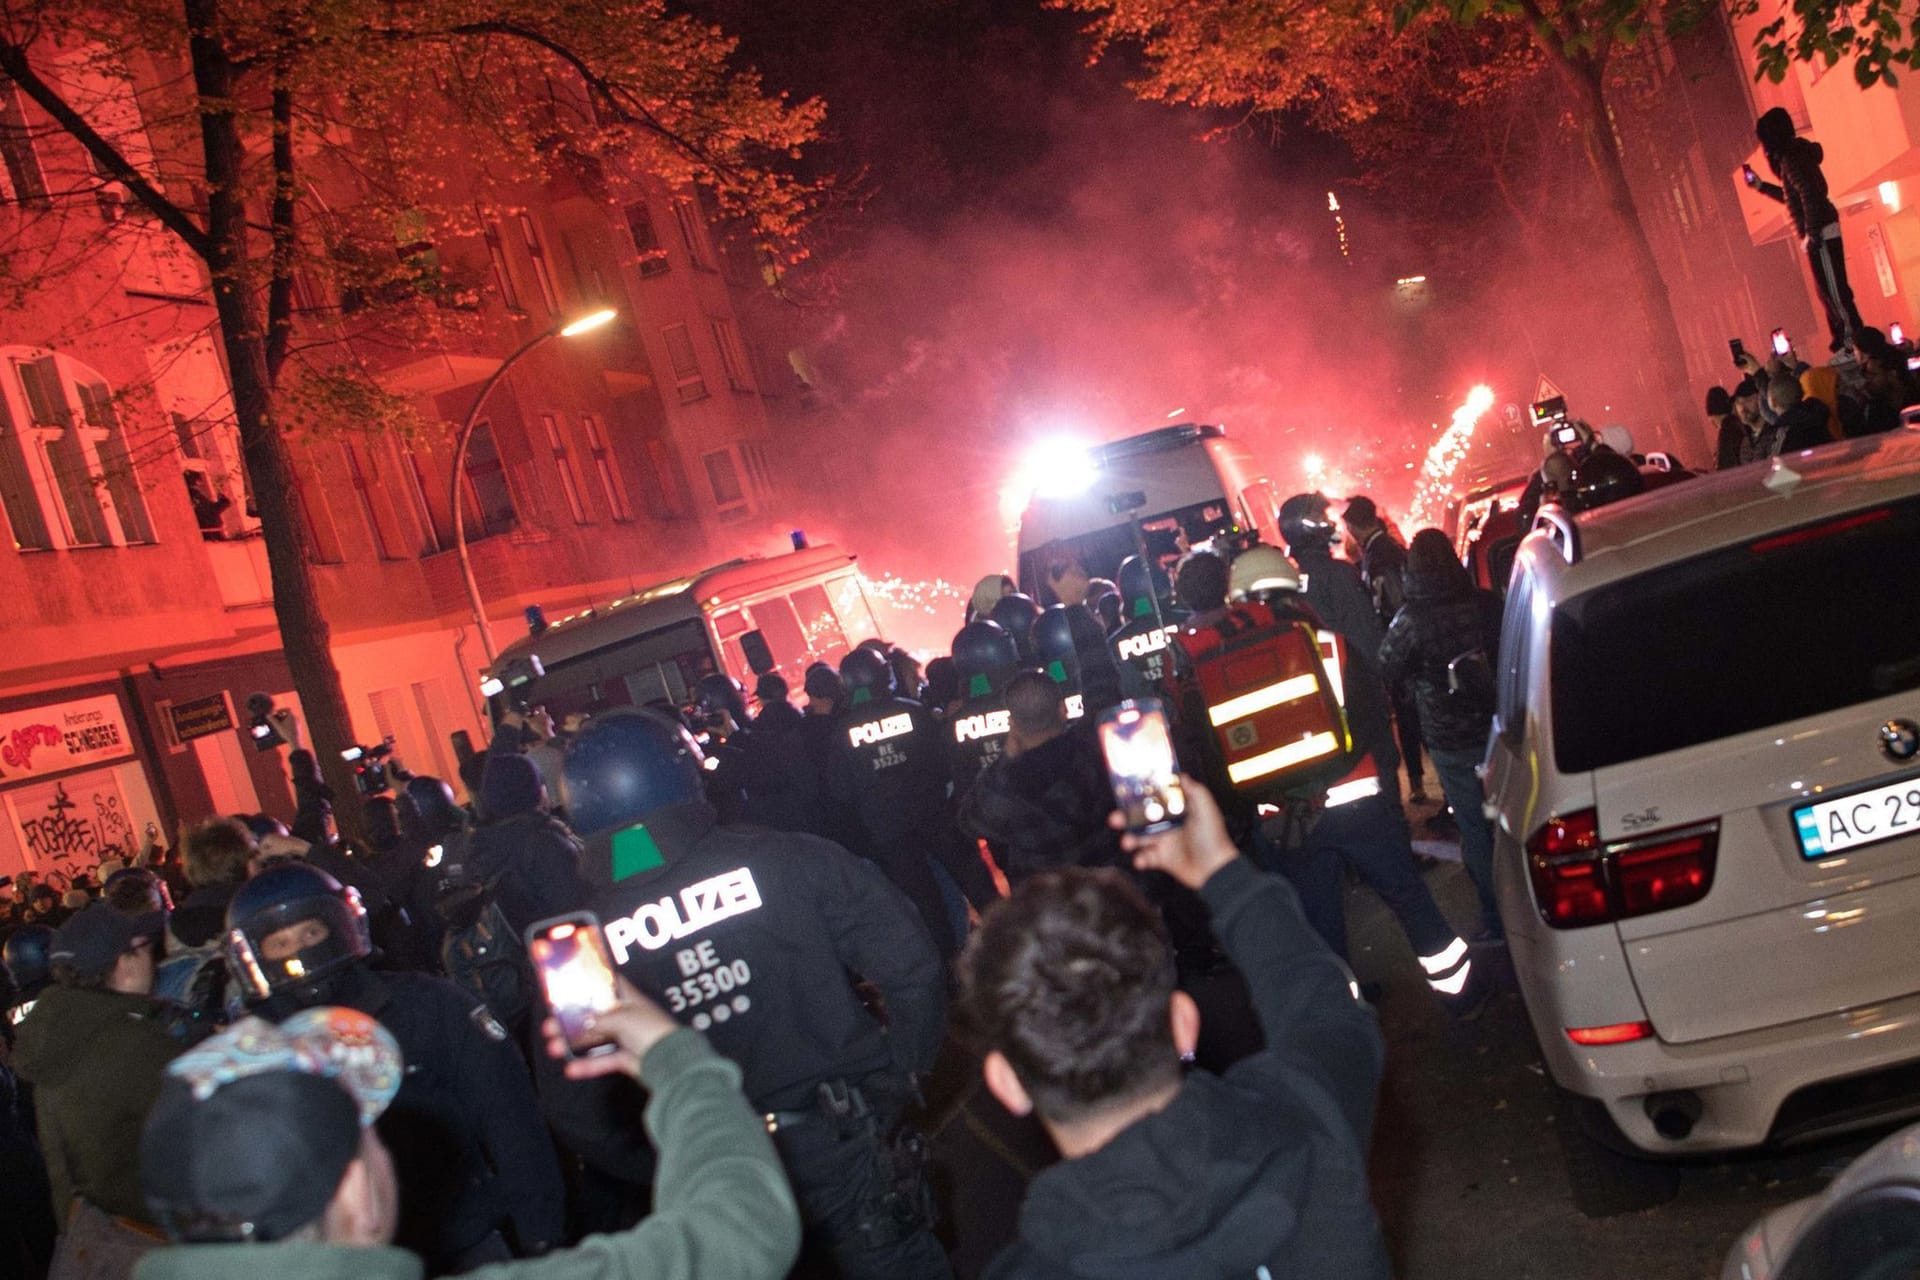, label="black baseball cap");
[50,904,163,980]
[141,1008,402,1243]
